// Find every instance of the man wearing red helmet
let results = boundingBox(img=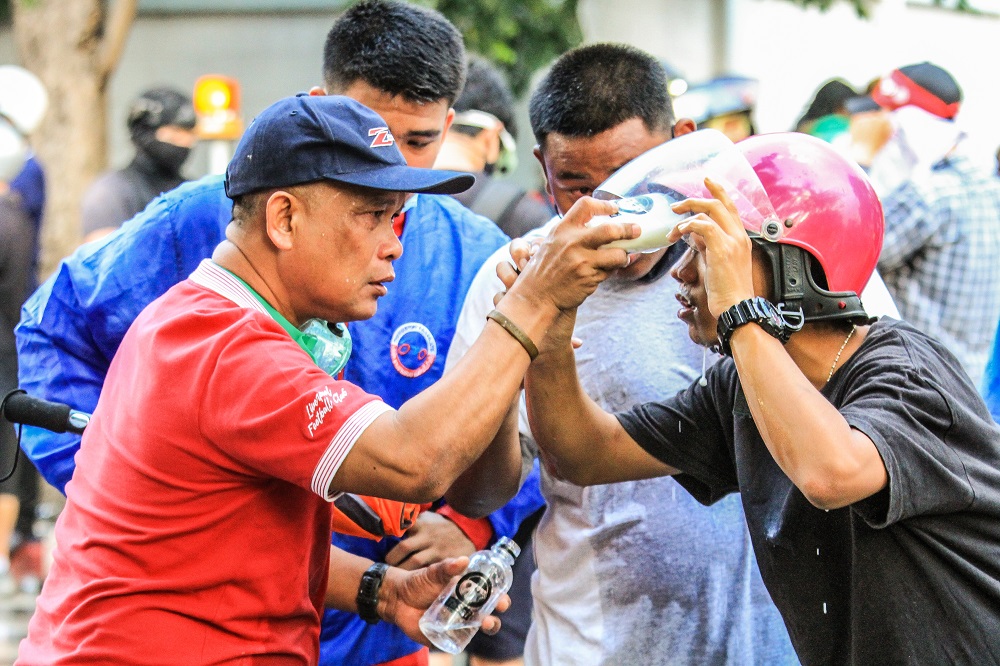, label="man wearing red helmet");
[517,132,1000,664]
